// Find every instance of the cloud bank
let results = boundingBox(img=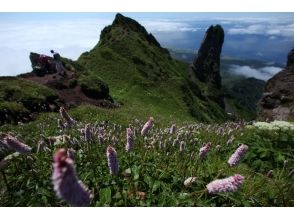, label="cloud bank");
[0,13,293,76]
[228,65,283,80]
[0,18,113,75]
[228,23,294,38]
[140,19,200,32]
[0,17,201,76]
